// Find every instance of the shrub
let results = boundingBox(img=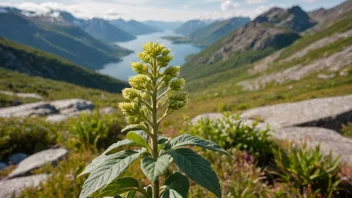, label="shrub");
[342,122,352,138]
[0,117,59,161]
[68,111,124,151]
[184,113,273,160]
[272,141,341,197]
[78,42,229,198]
